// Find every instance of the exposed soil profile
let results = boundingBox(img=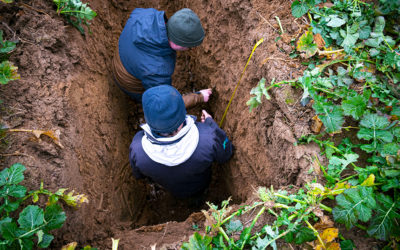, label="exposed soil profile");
[0,0,376,249]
